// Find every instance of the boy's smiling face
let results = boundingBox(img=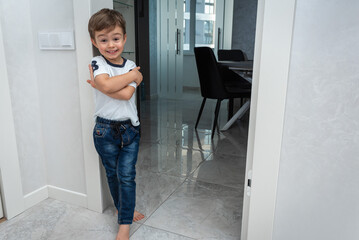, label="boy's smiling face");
[91,25,127,65]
